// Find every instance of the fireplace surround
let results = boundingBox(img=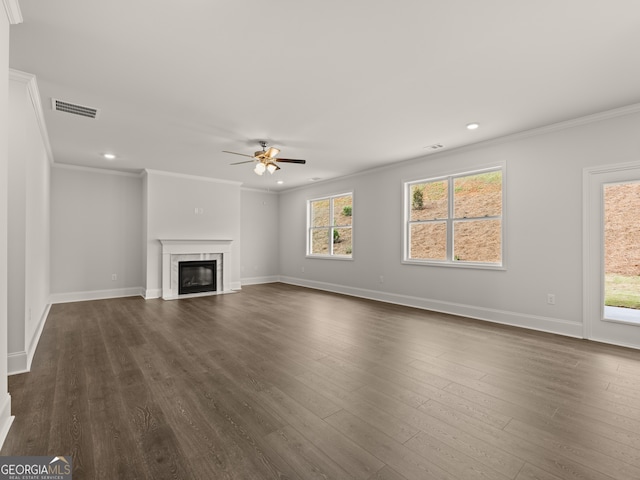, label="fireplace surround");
[160,239,233,300]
